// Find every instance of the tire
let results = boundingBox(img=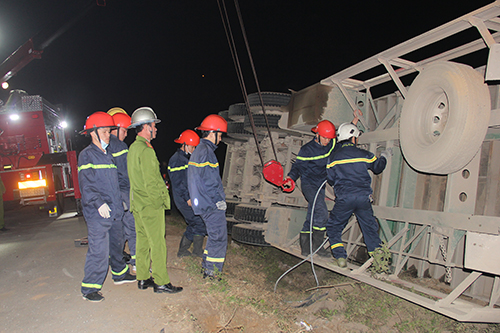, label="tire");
[226,200,238,217]
[234,205,267,223]
[218,110,229,121]
[231,223,270,246]
[399,61,490,175]
[247,92,291,107]
[227,121,252,139]
[244,114,281,130]
[227,217,249,235]
[228,103,247,118]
